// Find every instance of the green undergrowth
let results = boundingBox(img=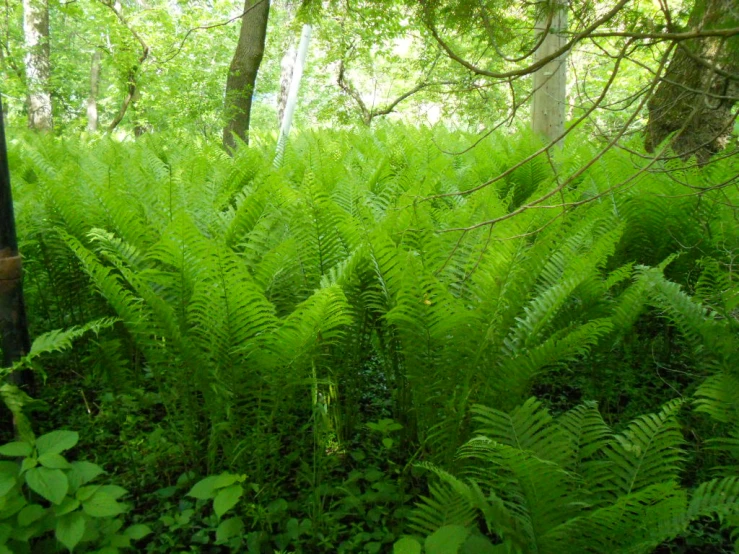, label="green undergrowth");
[1,127,737,552]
